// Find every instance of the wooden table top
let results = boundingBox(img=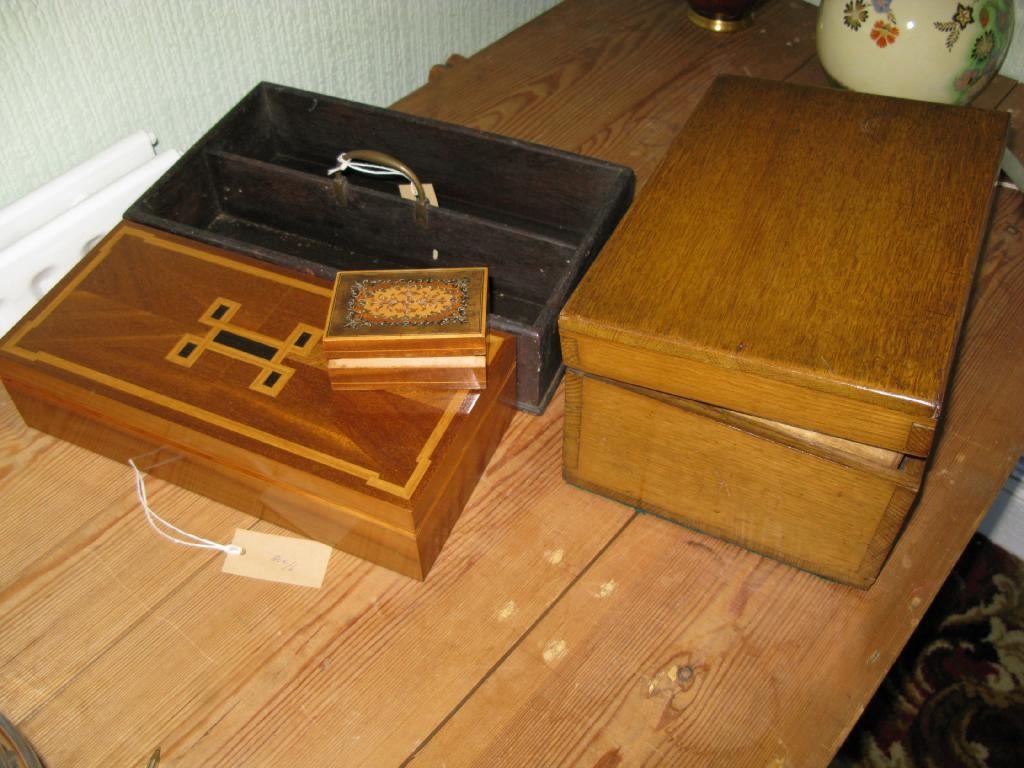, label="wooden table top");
[3,1,1023,765]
